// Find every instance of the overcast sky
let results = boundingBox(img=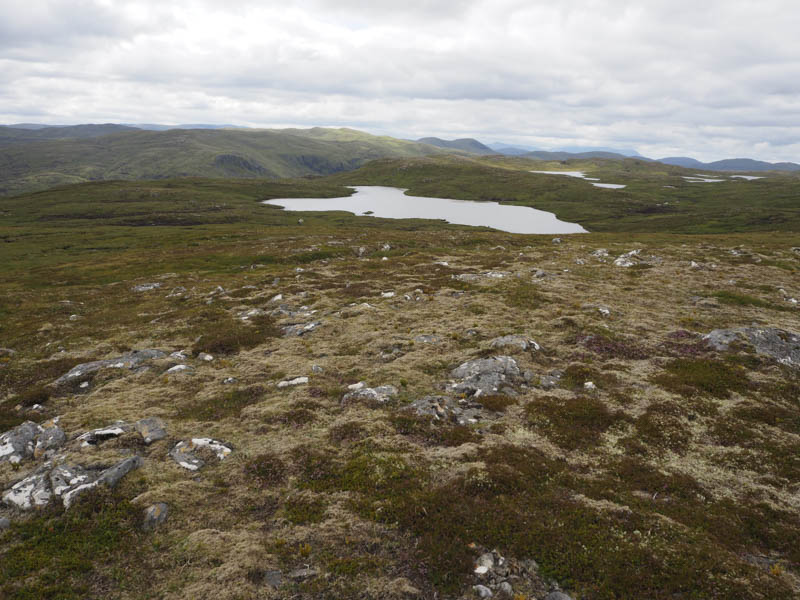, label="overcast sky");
[1,0,799,161]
